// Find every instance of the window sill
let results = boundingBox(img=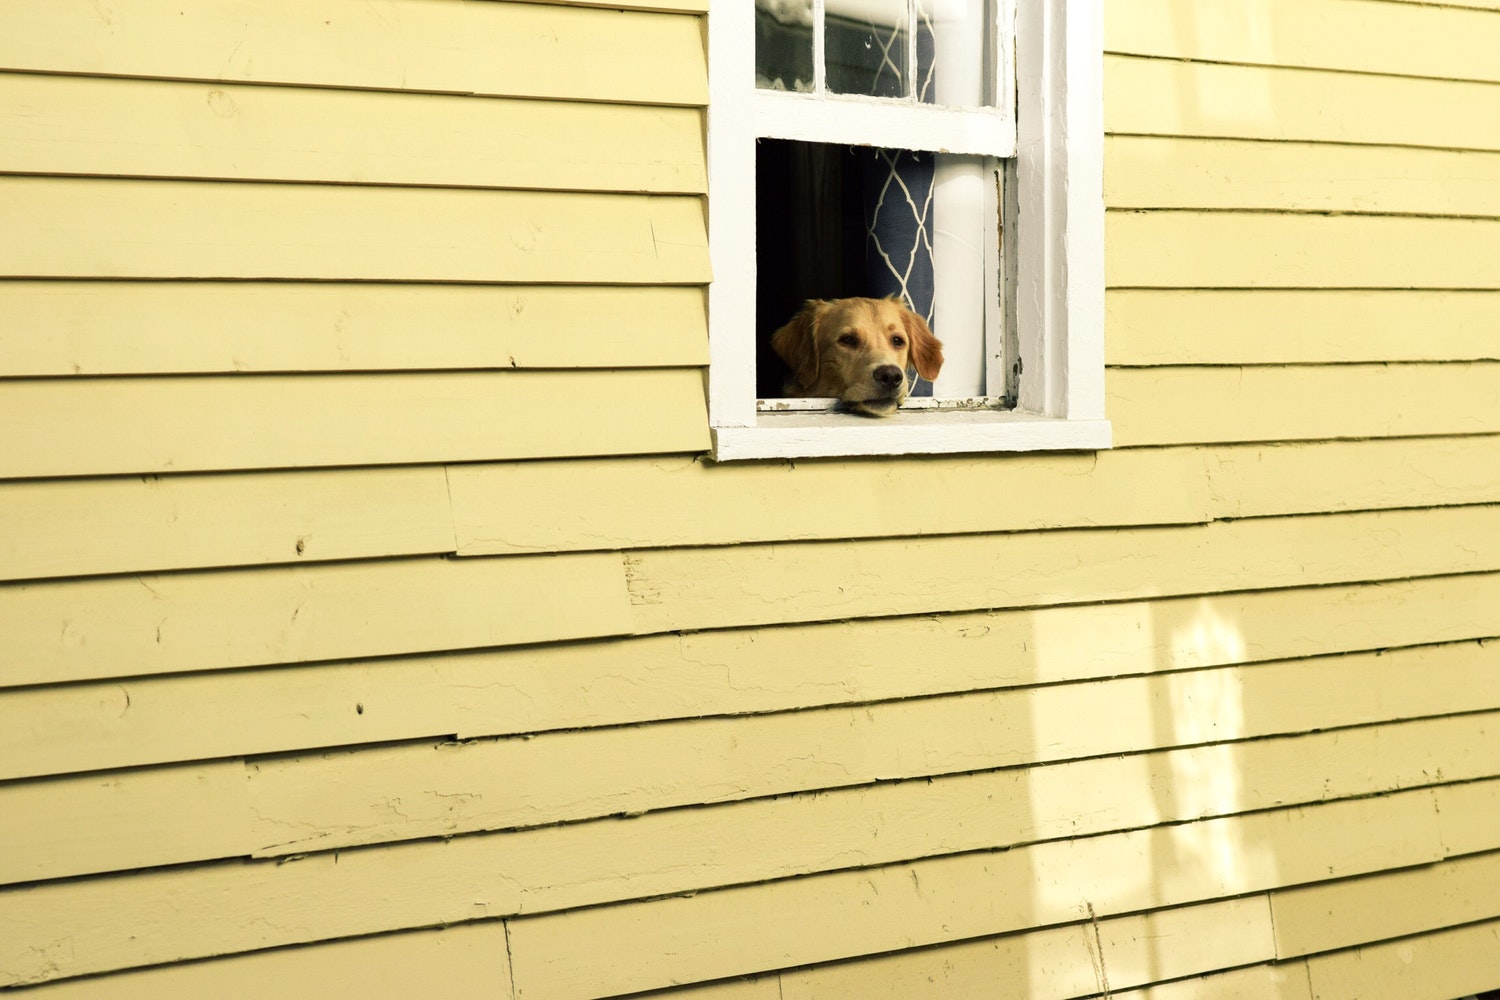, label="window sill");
[710,410,1113,461]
